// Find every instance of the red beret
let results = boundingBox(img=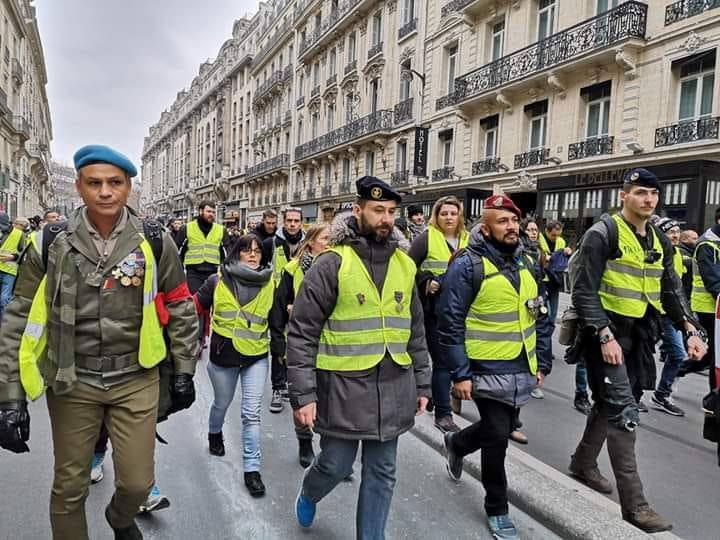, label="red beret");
[483,194,521,217]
